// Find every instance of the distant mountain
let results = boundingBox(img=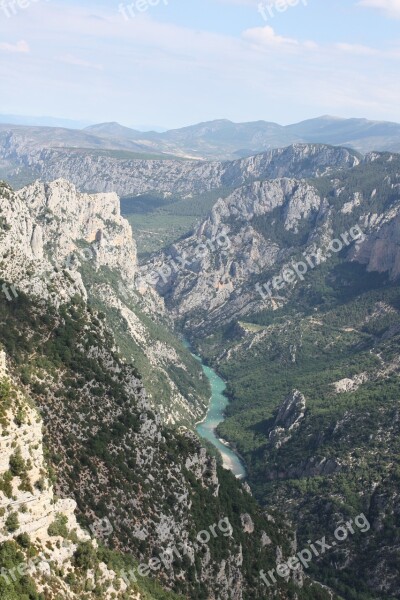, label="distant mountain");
[85,115,400,158]
[1,115,400,169]
[0,113,92,129]
[84,121,144,139]
[286,115,400,152]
